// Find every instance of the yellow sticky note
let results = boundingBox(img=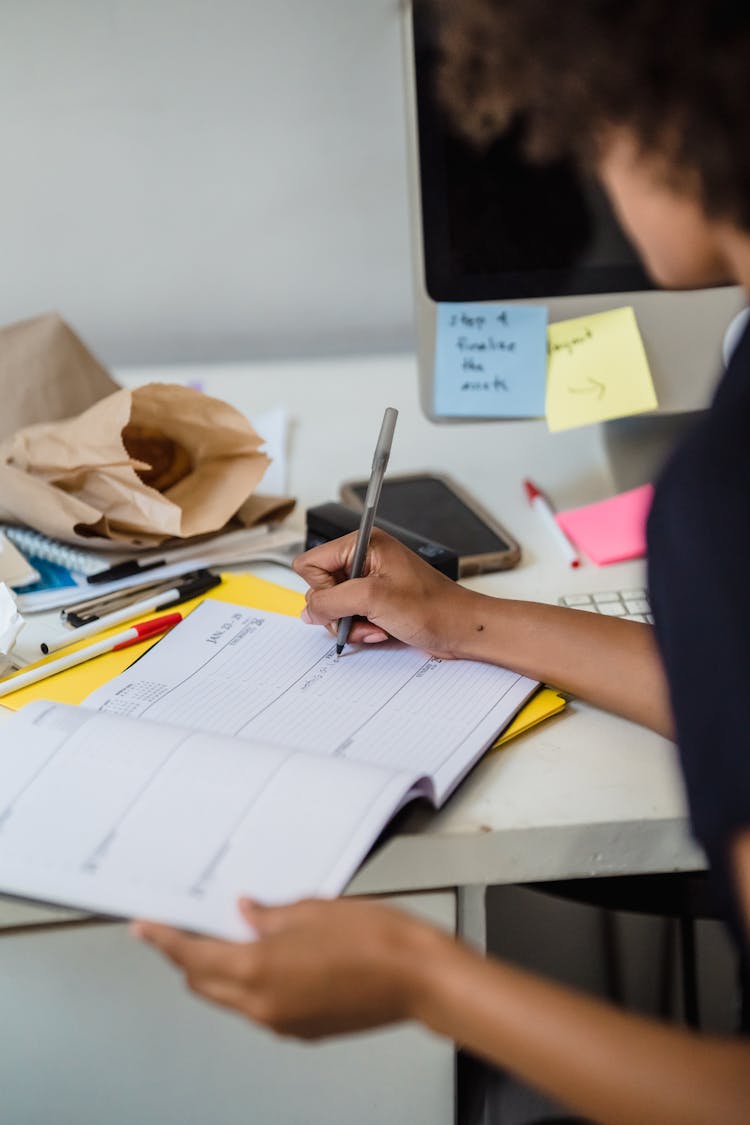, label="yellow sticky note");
[489,687,567,750]
[545,306,657,432]
[0,573,305,712]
